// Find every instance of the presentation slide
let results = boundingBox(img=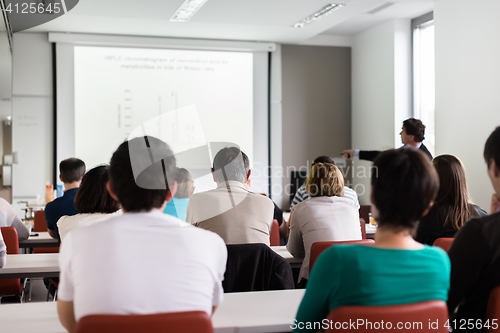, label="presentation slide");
[74,46,254,185]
